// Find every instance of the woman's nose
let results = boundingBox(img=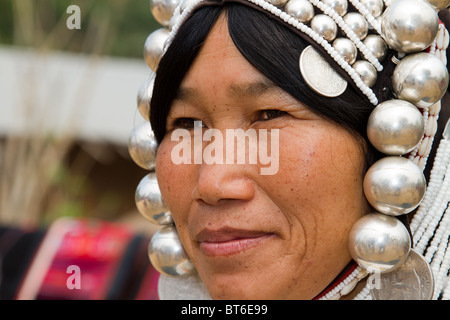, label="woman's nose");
[192,163,256,206]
